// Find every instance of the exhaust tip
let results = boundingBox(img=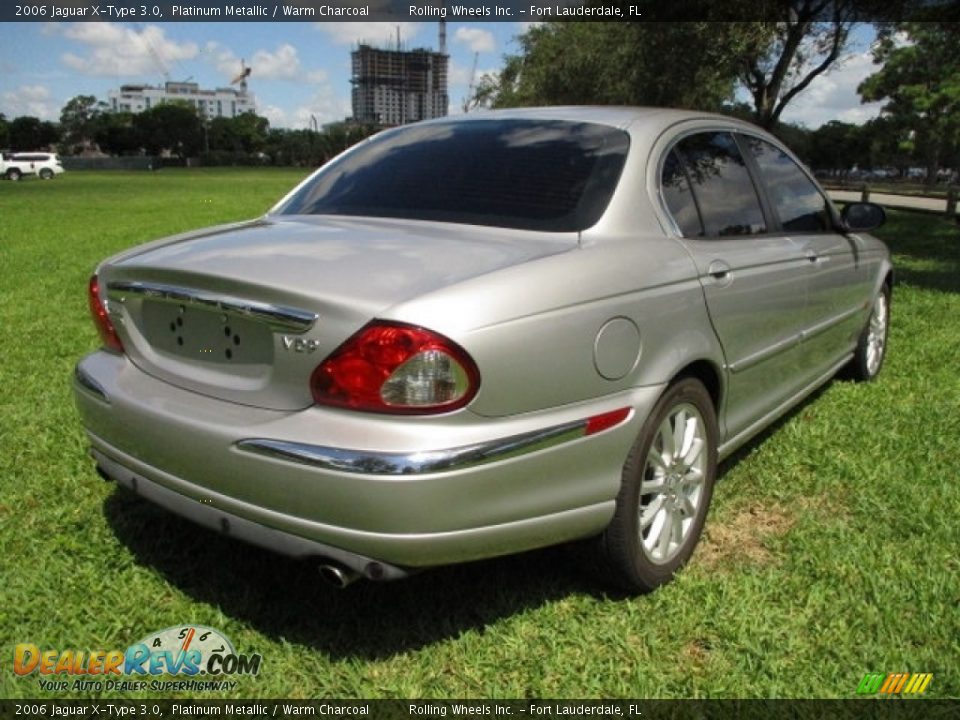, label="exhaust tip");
[318,562,360,589]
